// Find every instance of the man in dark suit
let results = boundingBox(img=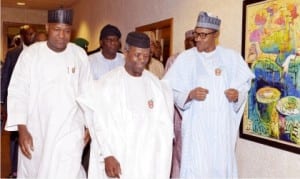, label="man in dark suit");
[1,24,36,178]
